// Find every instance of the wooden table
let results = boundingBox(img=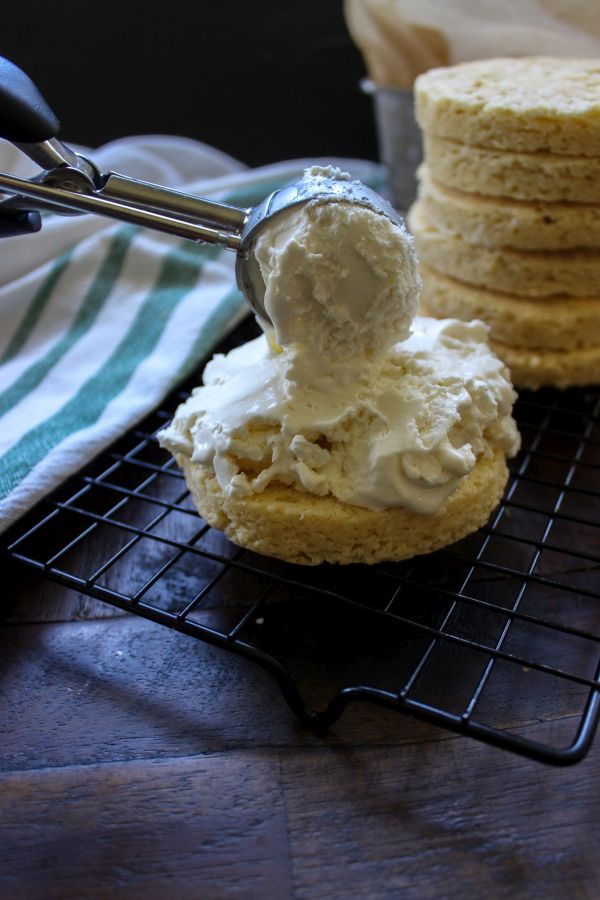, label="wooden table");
[2,552,599,900]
